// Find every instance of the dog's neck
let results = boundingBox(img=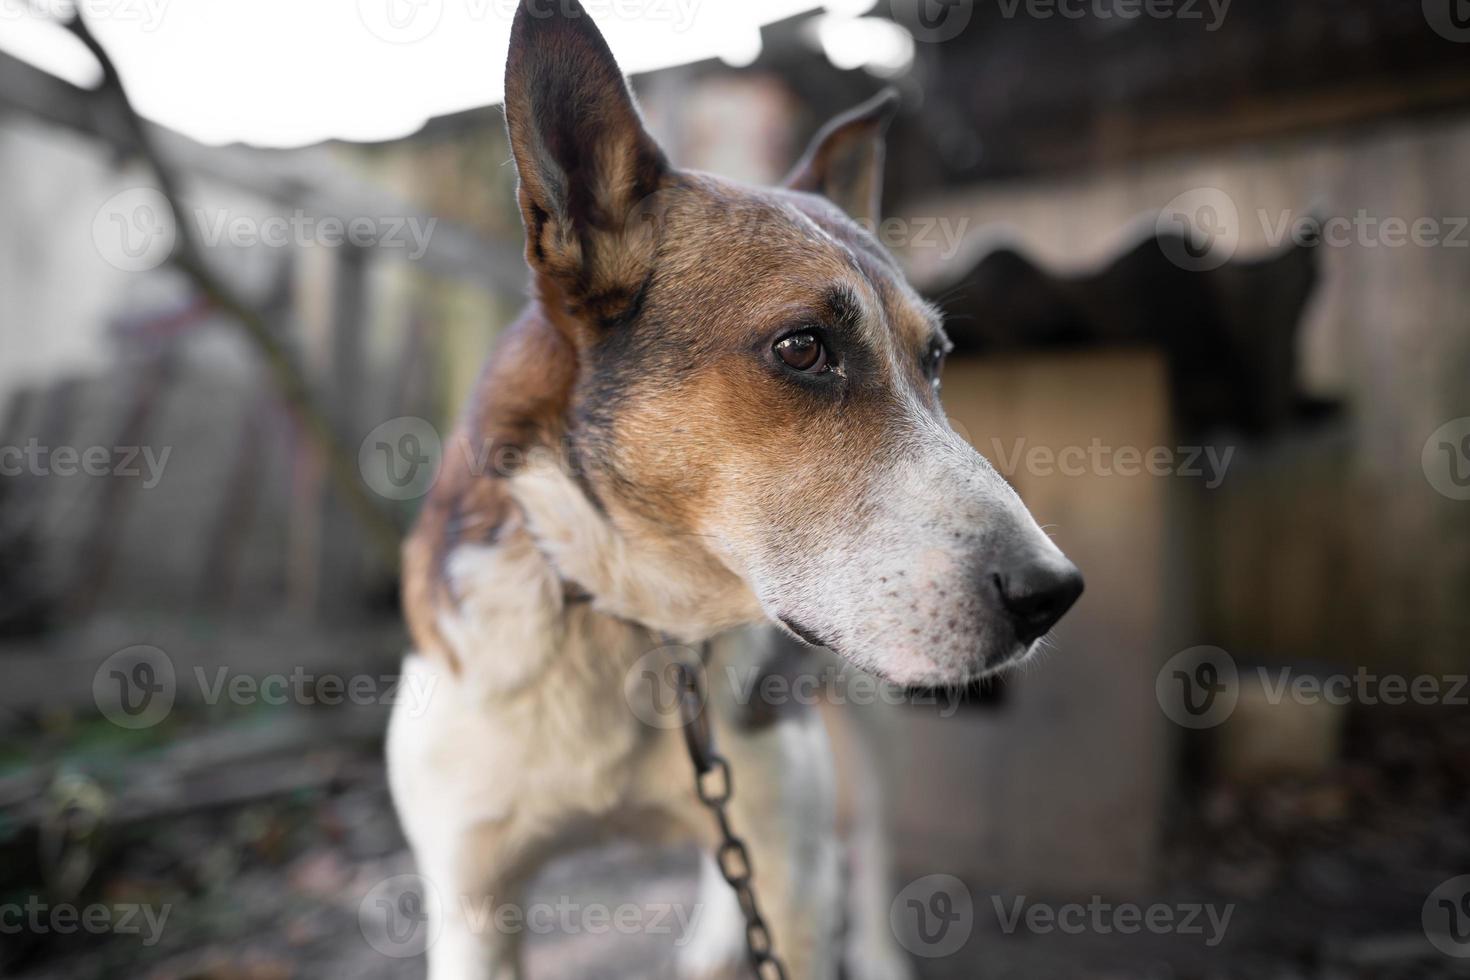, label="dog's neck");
[401,306,762,682]
[417,463,758,698]
[508,458,764,639]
